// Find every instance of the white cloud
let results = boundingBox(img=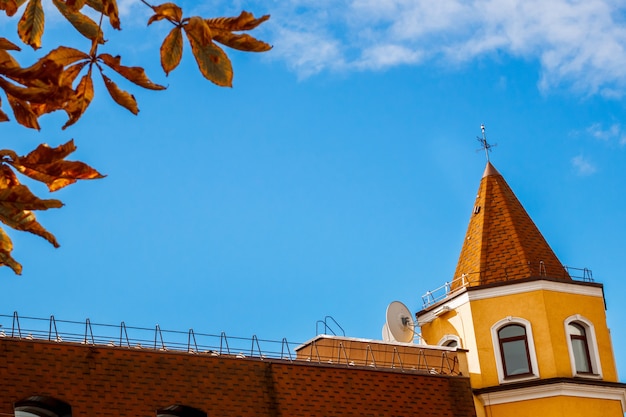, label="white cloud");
[264,0,626,95]
[586,123,626,146]
[571,155,596,176]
